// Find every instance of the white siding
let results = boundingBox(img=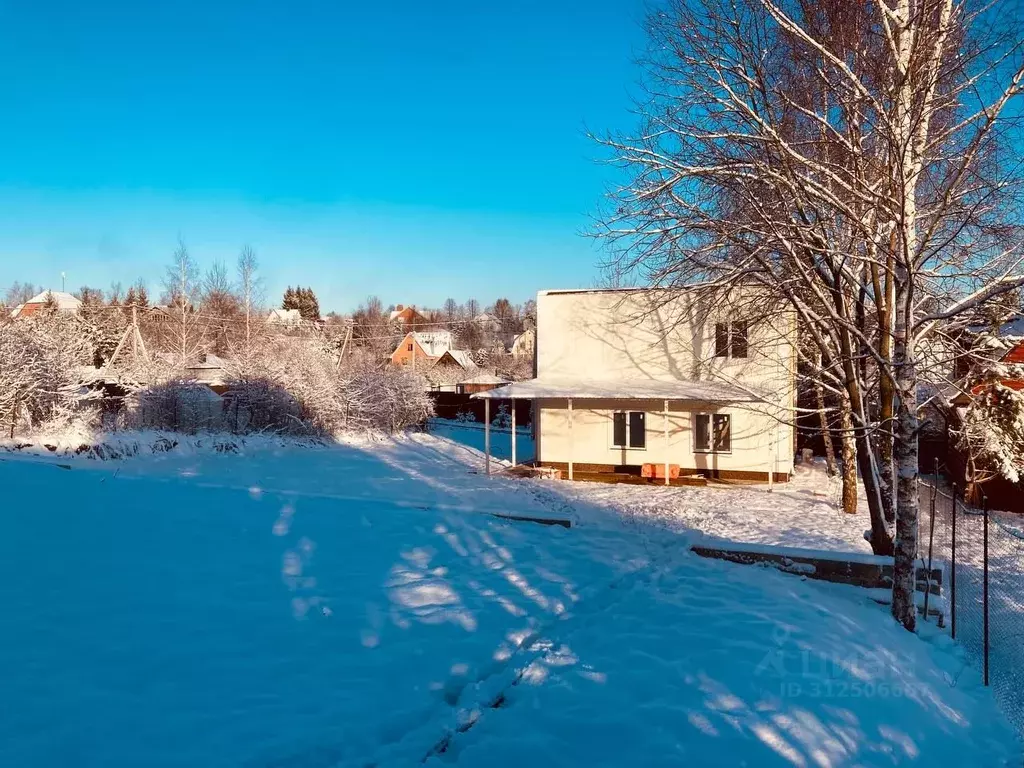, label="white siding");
[534,288,796,476]
[536,399,787,476]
